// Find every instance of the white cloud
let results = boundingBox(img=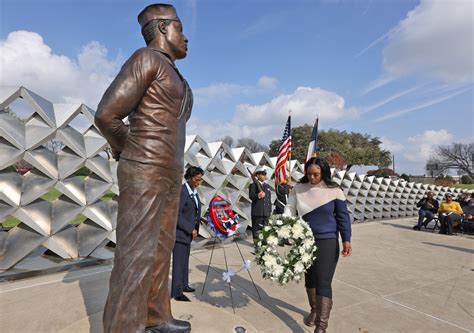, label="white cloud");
[383,0,474,83]
[233,87,358,128]
[361,85,423,114]
[0,30,120,107]
[404,129,453,162]
[380,137,404,154]
[373,86,472,122]
[257,76,278,90]
[355,30,390,59]
[189,86,358,144]
[194,75,278,106]
[362,75,397,95]
[193,83,250,106]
